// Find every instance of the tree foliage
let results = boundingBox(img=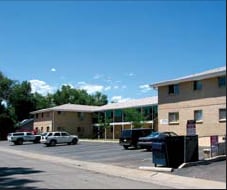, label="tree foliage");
[0,70,109,137]
[123,108,145,128]
[52,85,108,106]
